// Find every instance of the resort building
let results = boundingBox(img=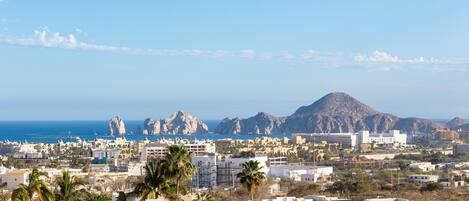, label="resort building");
[140,139,216,161]
[292,130,407,149]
